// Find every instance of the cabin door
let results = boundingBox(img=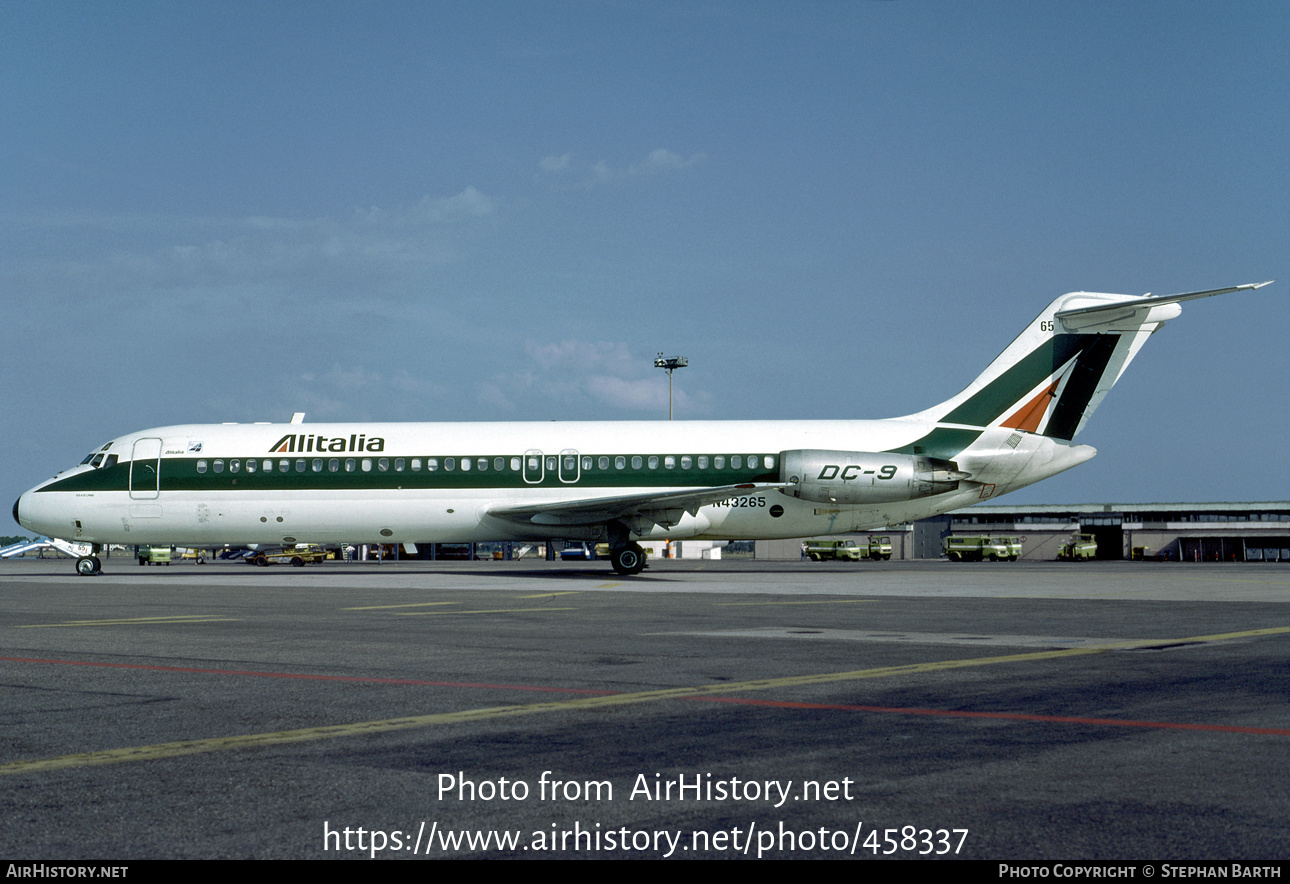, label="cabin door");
[129,437,163,499]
